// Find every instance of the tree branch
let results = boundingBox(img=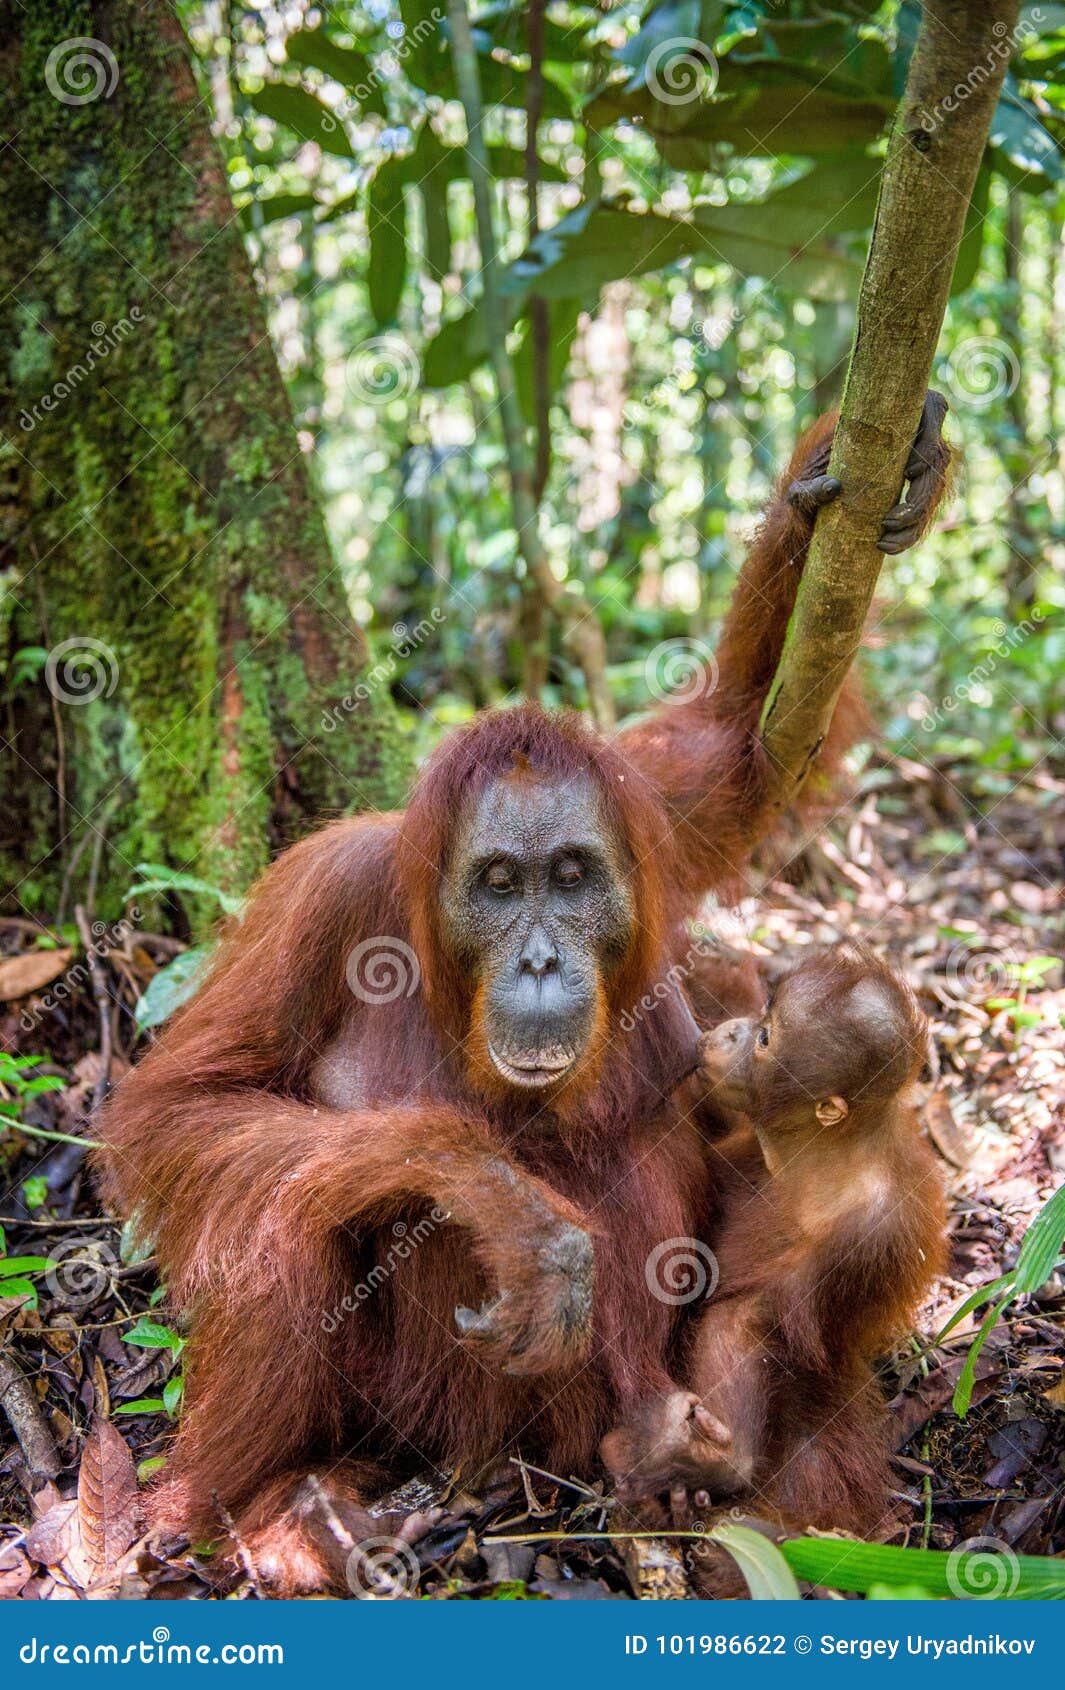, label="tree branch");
[759,0,1021,805]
